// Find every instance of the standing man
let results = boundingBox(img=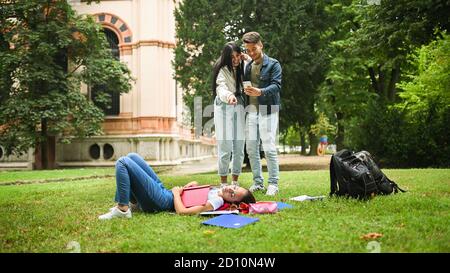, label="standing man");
[242,32,282,196]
